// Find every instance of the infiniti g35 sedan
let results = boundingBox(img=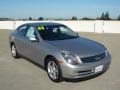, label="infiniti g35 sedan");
[9,22,111,82]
